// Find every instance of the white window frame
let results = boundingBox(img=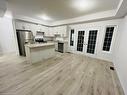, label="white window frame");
[102,25,117,53]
